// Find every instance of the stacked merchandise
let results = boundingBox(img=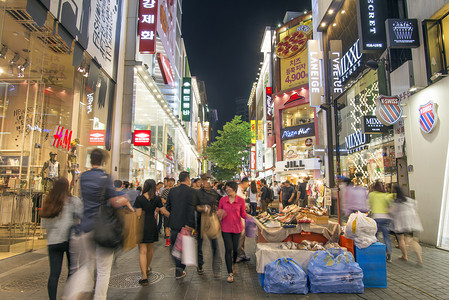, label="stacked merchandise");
[264,257,308,294]
[278,240,346,251]
[256,205,328,227]
[308,248,364,294]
